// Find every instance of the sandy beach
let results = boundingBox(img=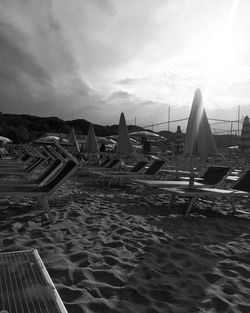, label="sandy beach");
[1,176,250,313]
